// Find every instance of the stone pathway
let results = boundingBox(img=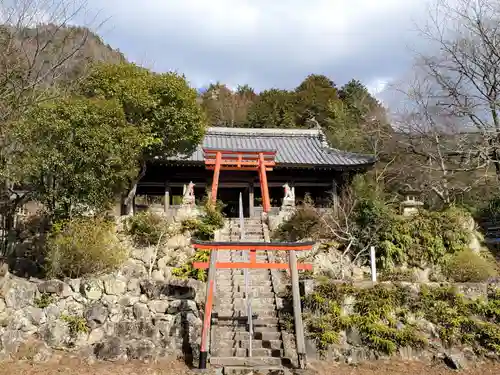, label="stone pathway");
[209,217,295,371]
